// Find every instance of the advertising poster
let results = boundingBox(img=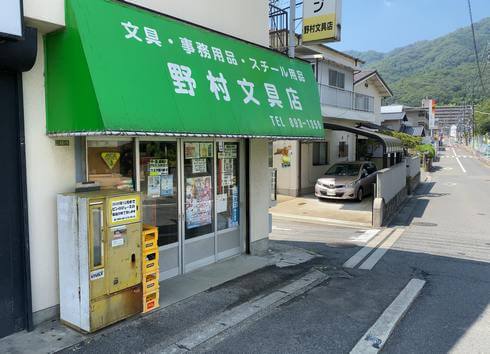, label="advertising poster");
[160,174,174,197]
[147,175,161,198]
[192,158,207,173]
[230,186,239,228]
[184,143,200,159]
[185,176,212,229]
[149,159,168,176]
[199,143,214,158]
